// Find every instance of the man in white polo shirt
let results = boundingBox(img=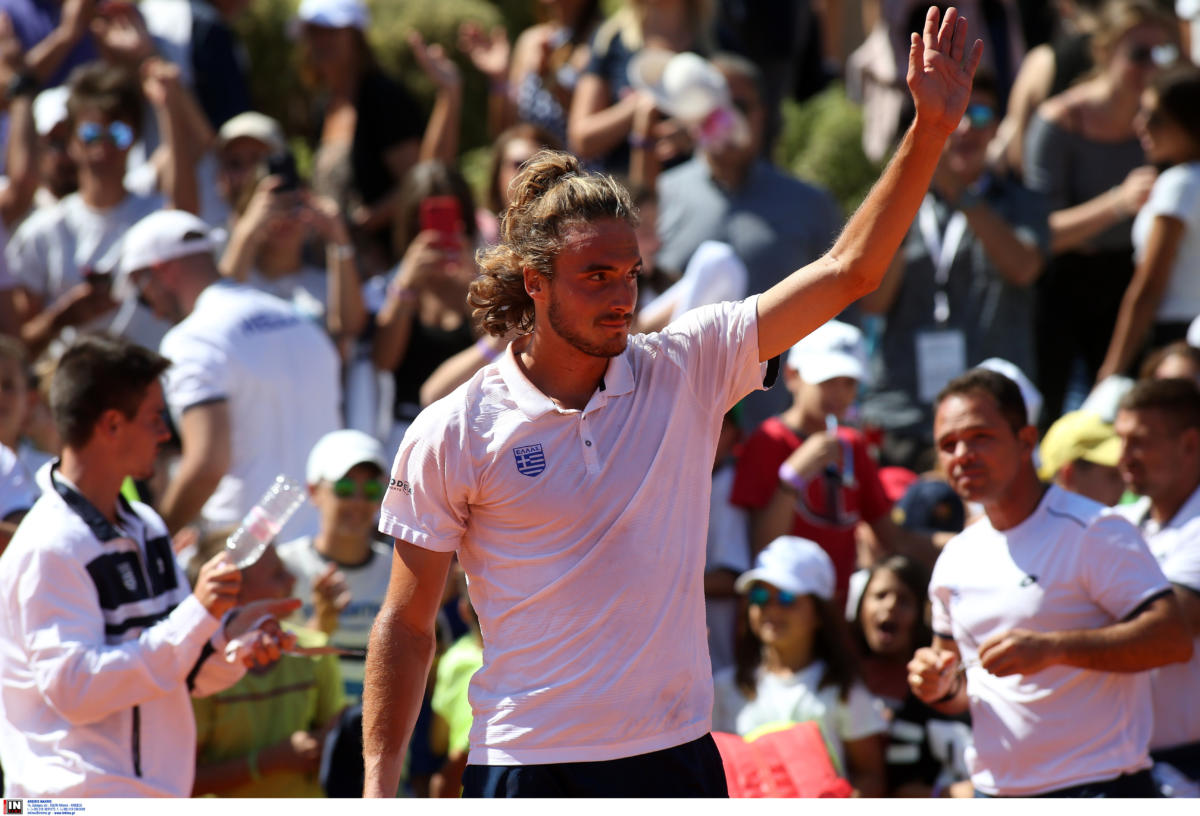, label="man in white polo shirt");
[366,7,984,798]
[118,209,340,537]
[1113,377,1200,787]
[908,368,1193,797]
